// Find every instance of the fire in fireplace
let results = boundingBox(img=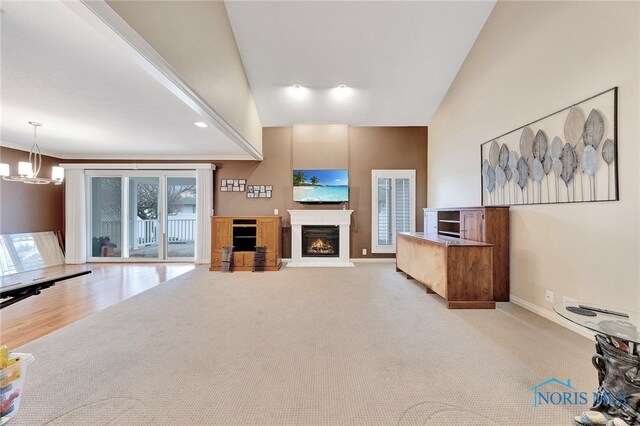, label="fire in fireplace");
[302,225,339,257]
